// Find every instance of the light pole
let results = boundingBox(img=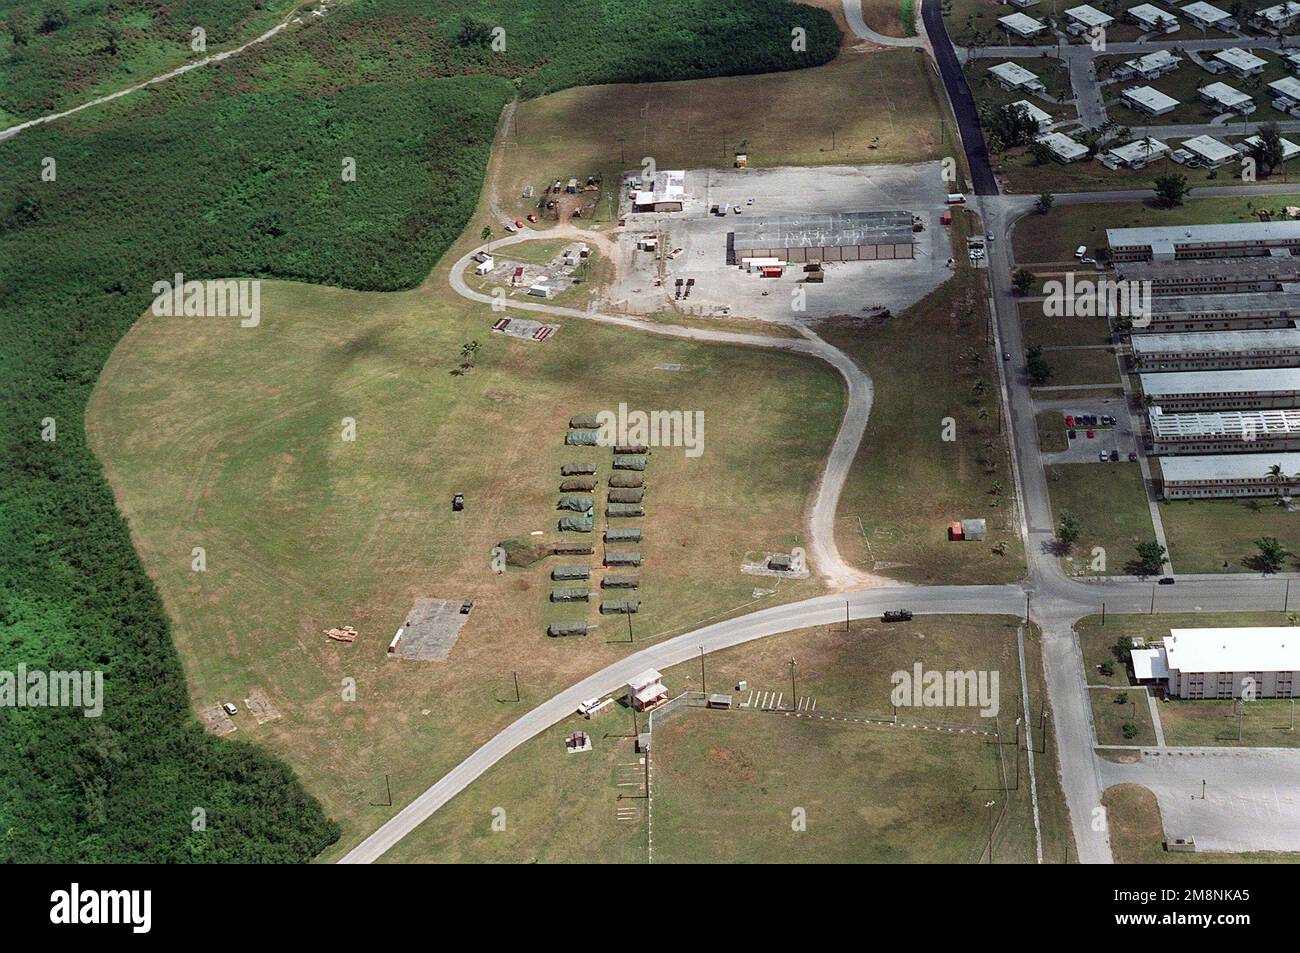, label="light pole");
[985,800,997,862]
[789,658,798,712]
